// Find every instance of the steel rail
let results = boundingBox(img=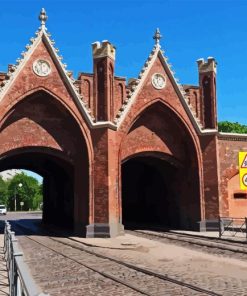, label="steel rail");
[50,236,221,296]
[12,222,222,296]
[127,229,247,254]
